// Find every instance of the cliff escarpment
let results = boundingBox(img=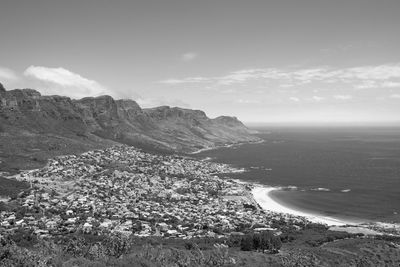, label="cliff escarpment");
[0,83,260,172]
